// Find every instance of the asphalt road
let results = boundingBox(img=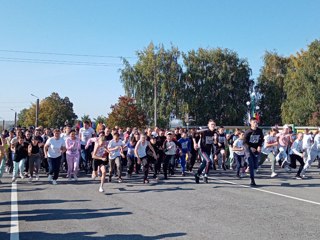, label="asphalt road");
[1,162,320,240]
